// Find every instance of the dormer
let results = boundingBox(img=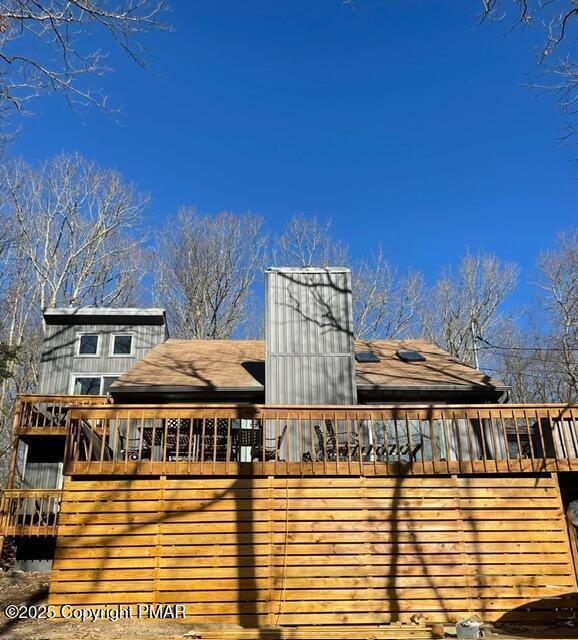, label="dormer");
[38,307,167,395]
